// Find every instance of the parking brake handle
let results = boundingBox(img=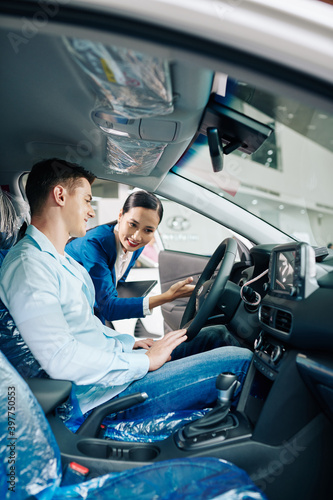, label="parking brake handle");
[77,392,148,437]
